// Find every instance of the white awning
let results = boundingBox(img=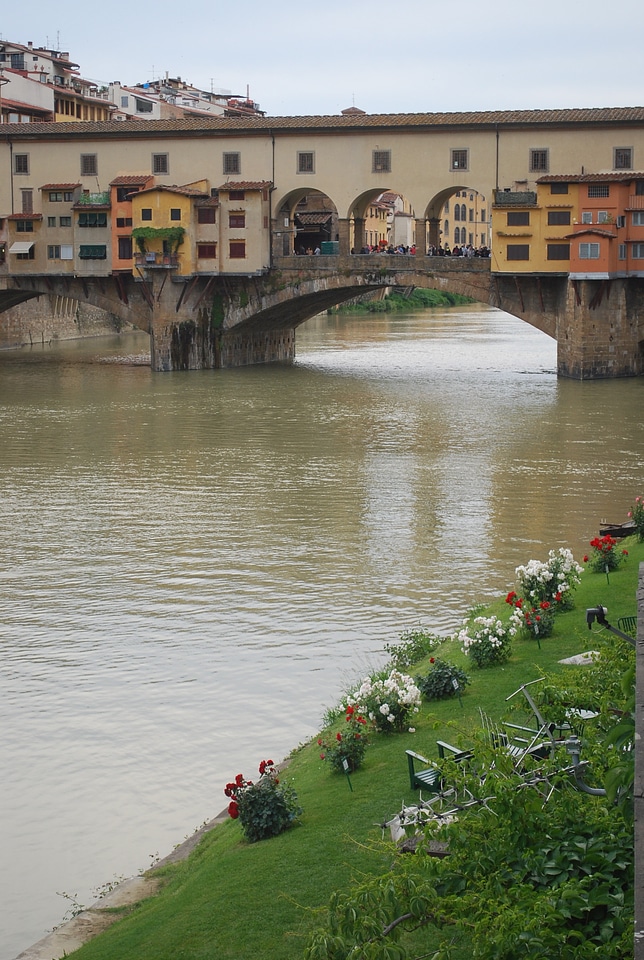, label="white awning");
[9,241,34,254]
